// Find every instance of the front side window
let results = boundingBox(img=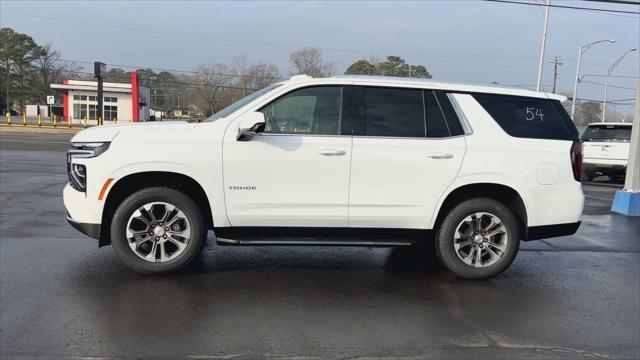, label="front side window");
[261,86,343,135]
[364,87,424,137]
